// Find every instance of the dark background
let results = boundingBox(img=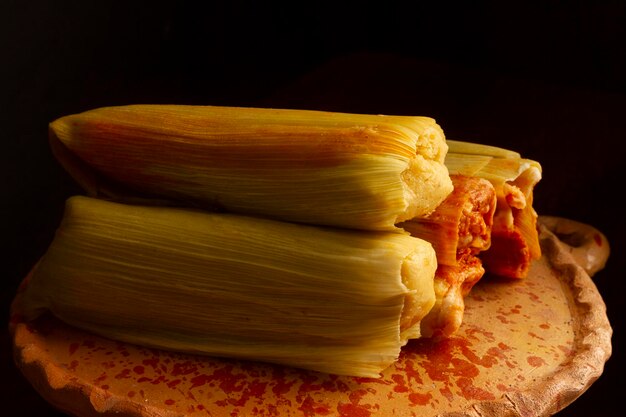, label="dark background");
[2,1,624,415]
